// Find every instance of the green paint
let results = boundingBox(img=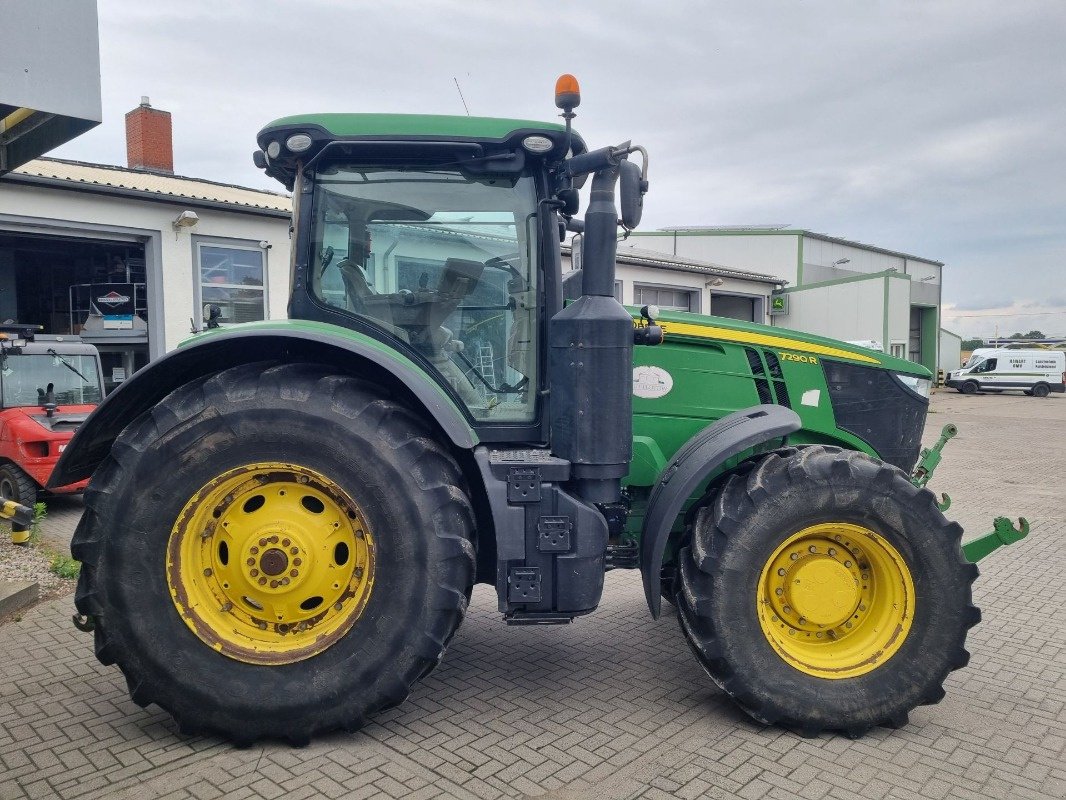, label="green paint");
[261,113,566,141]
[883,276,891,356]
[779,268,906,294]
[962,517,1029,562]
